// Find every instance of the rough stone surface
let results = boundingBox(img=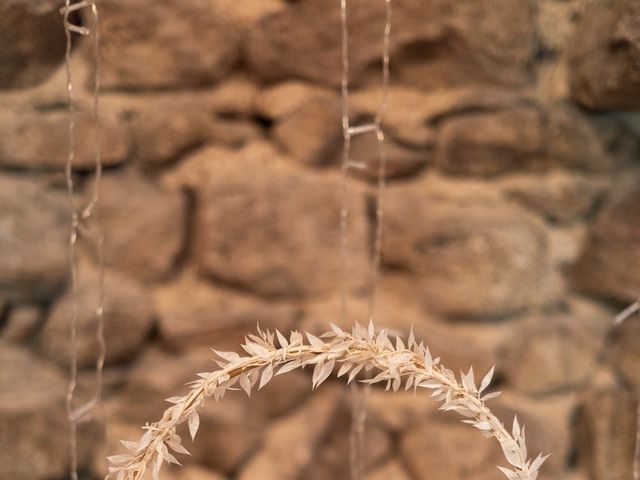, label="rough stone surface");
[537,0,581,54]
[0,304,41,343]
[437,104,609,177]
[162,465,226,480]
[212,0,284,35]
[610,311,640,388]
[39,265,154,367]
[401,418,504,480]
[575,387,638,480]
[95,0,240,90]
[95,172,185,283]
[154,278,299,351]
[0,1,66,89]
[568,0,640,109]
[351,86,525,147]
[0,174,68,301]
[238,386,341,480]
[345,131,429,179]
[0,345,77,480]
[104,80,260,167]
[500,173,606,224]
[491,392,575,474]
[248,0,534,89]
[0,110,129,170]
[272,95,342,168]
[253,81,335,121]
[402,395,574,479]
[501,308,609,395]
[572,187,640,302]
[167,142,369,299]
[366,388,438,433]
[438,106,544,176]
[305,400,392,480]
[365,461,411,480]
[383,185,553,317]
